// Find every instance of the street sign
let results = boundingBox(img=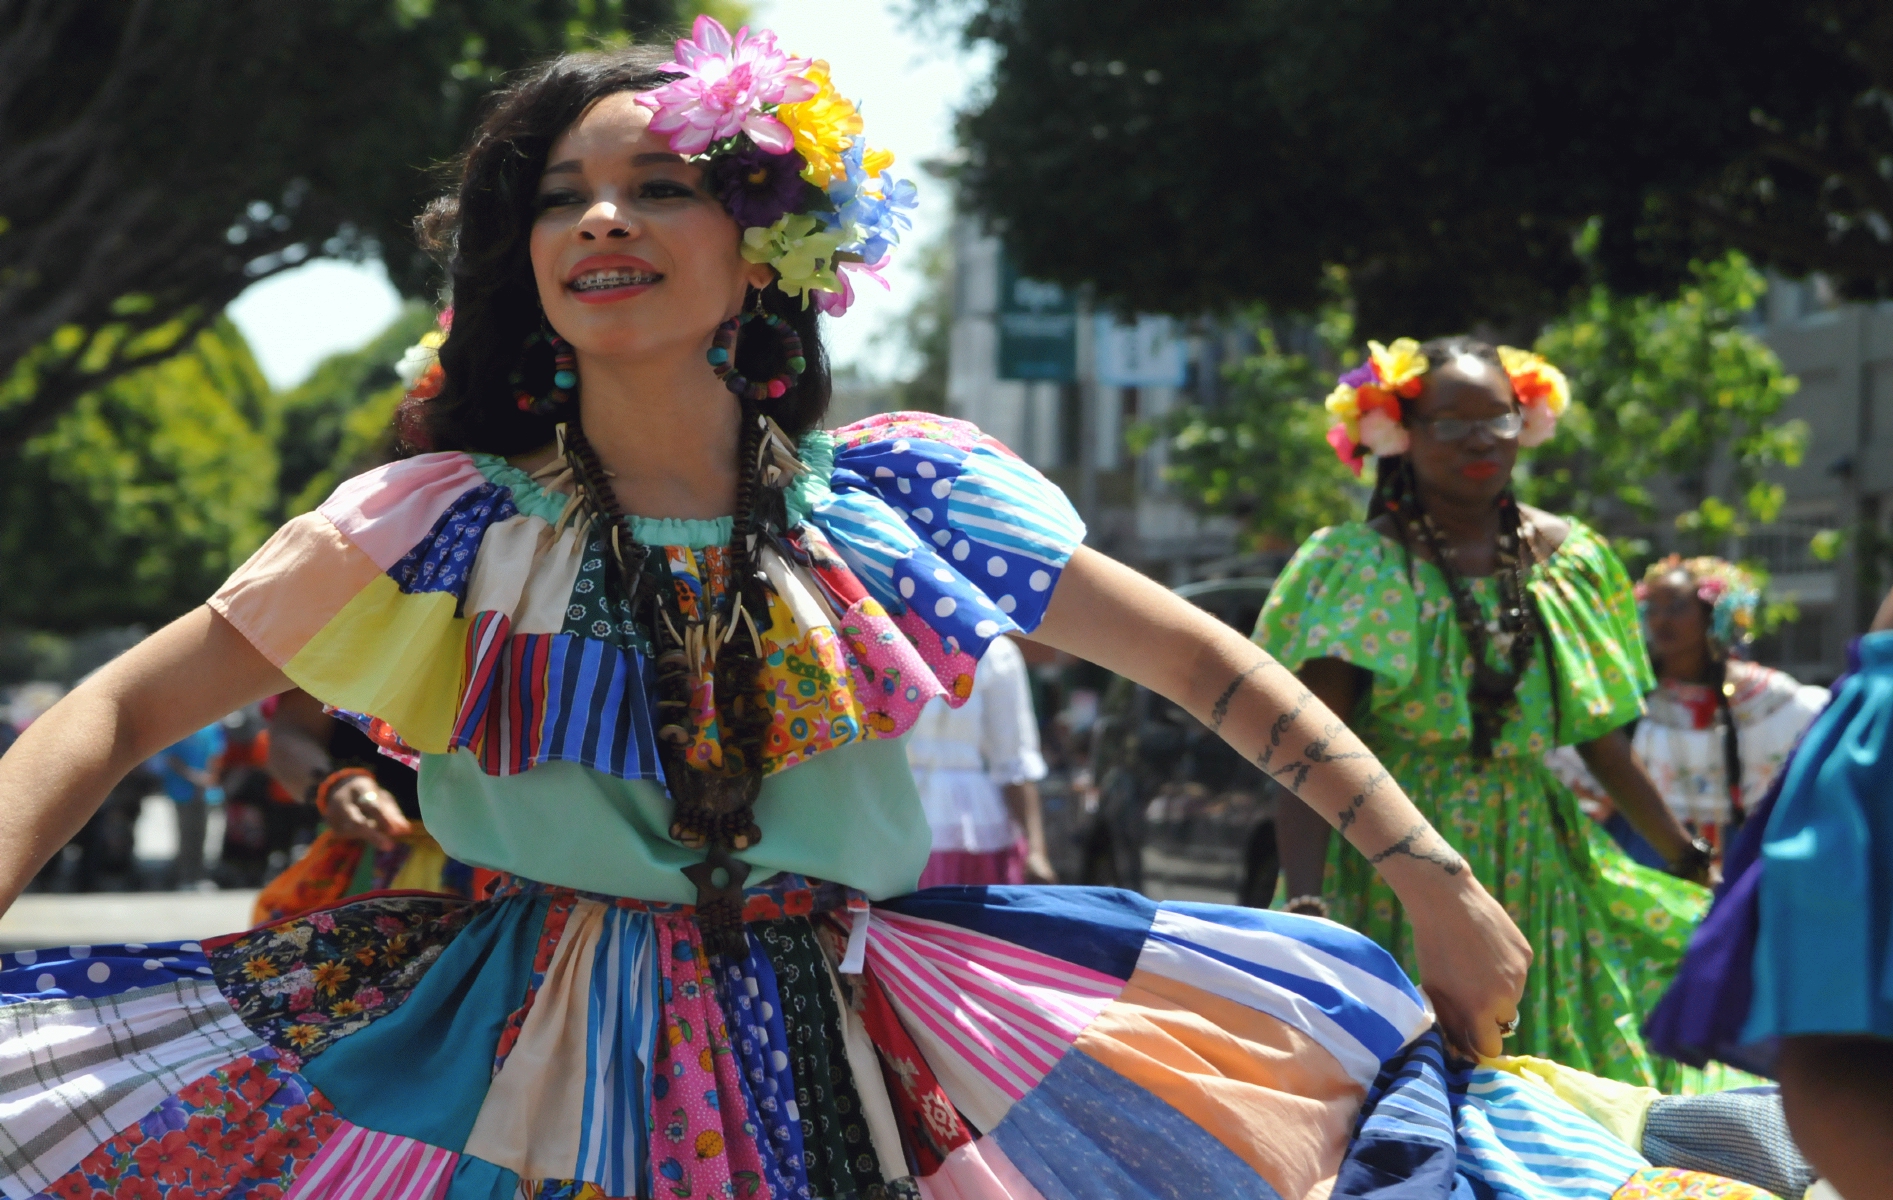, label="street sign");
[1095,314,1186,387]
[997,252,1076,381]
